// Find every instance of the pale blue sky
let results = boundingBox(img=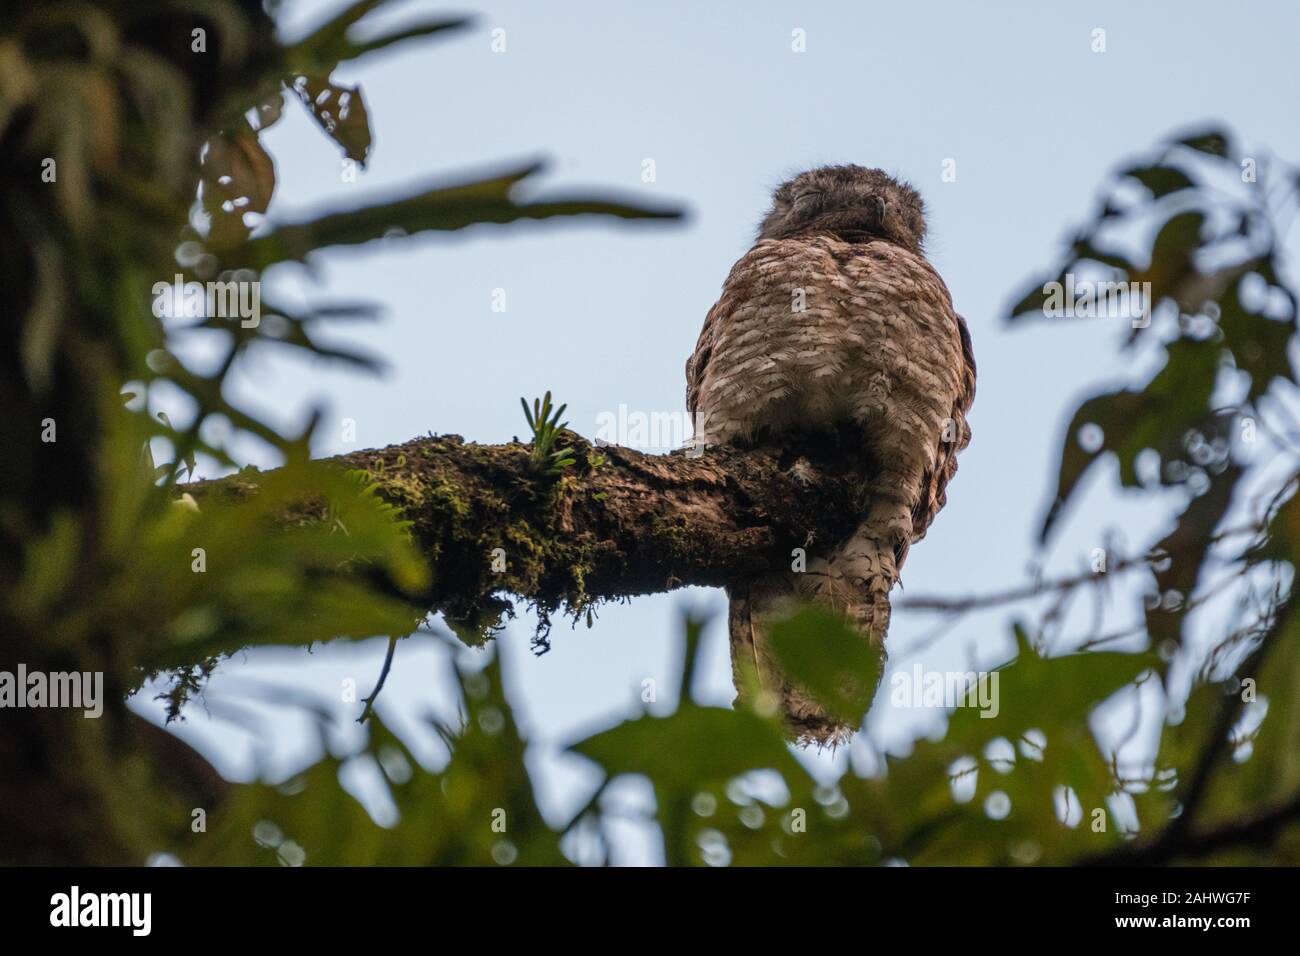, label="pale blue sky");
[138,0,1300,864]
